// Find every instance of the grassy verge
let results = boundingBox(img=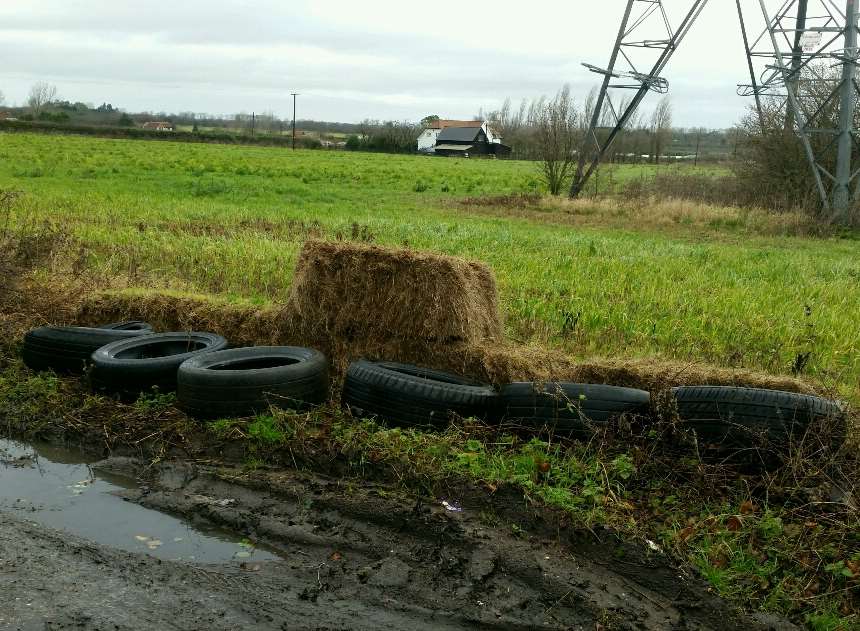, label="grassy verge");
[0,355,856,629]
